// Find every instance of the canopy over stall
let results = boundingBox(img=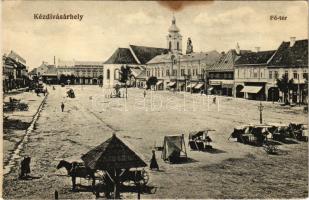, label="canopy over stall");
[161,134,187,162]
